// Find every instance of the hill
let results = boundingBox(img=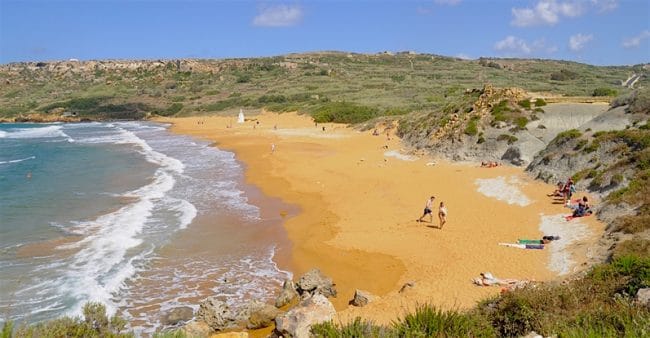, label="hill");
[0,52,647,122]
